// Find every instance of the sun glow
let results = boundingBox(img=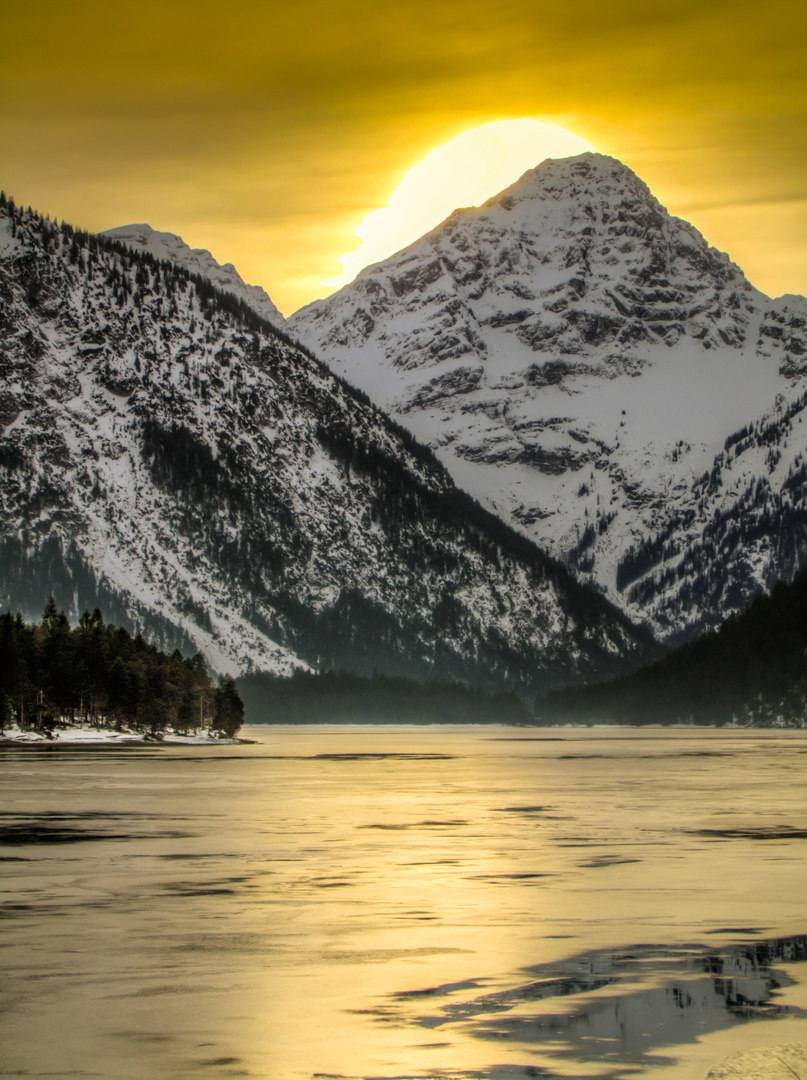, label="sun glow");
[322,120,593,290]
